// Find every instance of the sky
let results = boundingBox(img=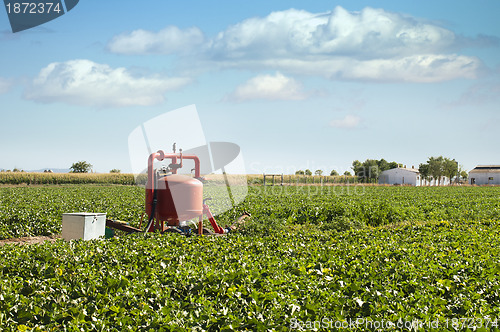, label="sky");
[0,0,499,174]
